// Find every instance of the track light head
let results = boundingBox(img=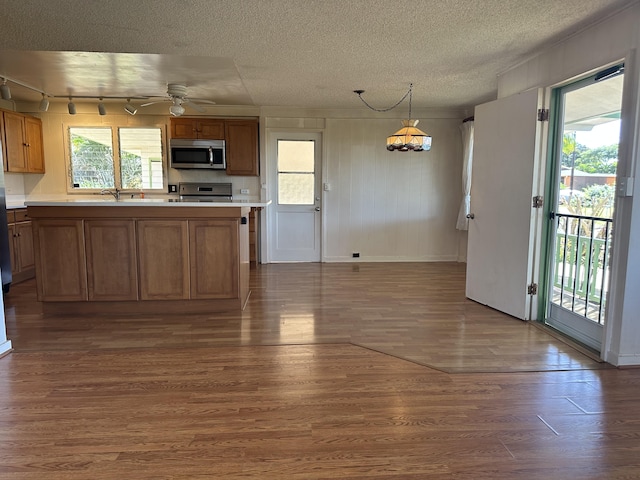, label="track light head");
[124,99,137,115]
[39,93,49,112]
[0,79,11,100]
[67,97,76,115]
